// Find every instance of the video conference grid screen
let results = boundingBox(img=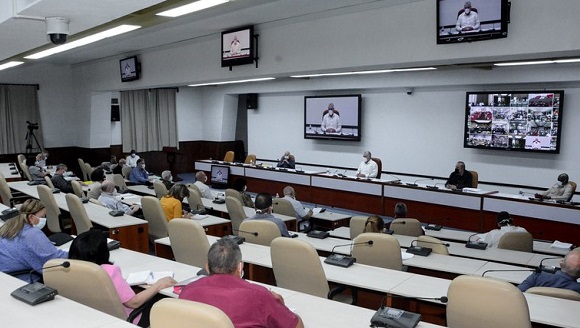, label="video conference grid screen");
[437,0,507,44]
[304,95,361,141]
[464,91,563,153]
[211,165,230,184]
